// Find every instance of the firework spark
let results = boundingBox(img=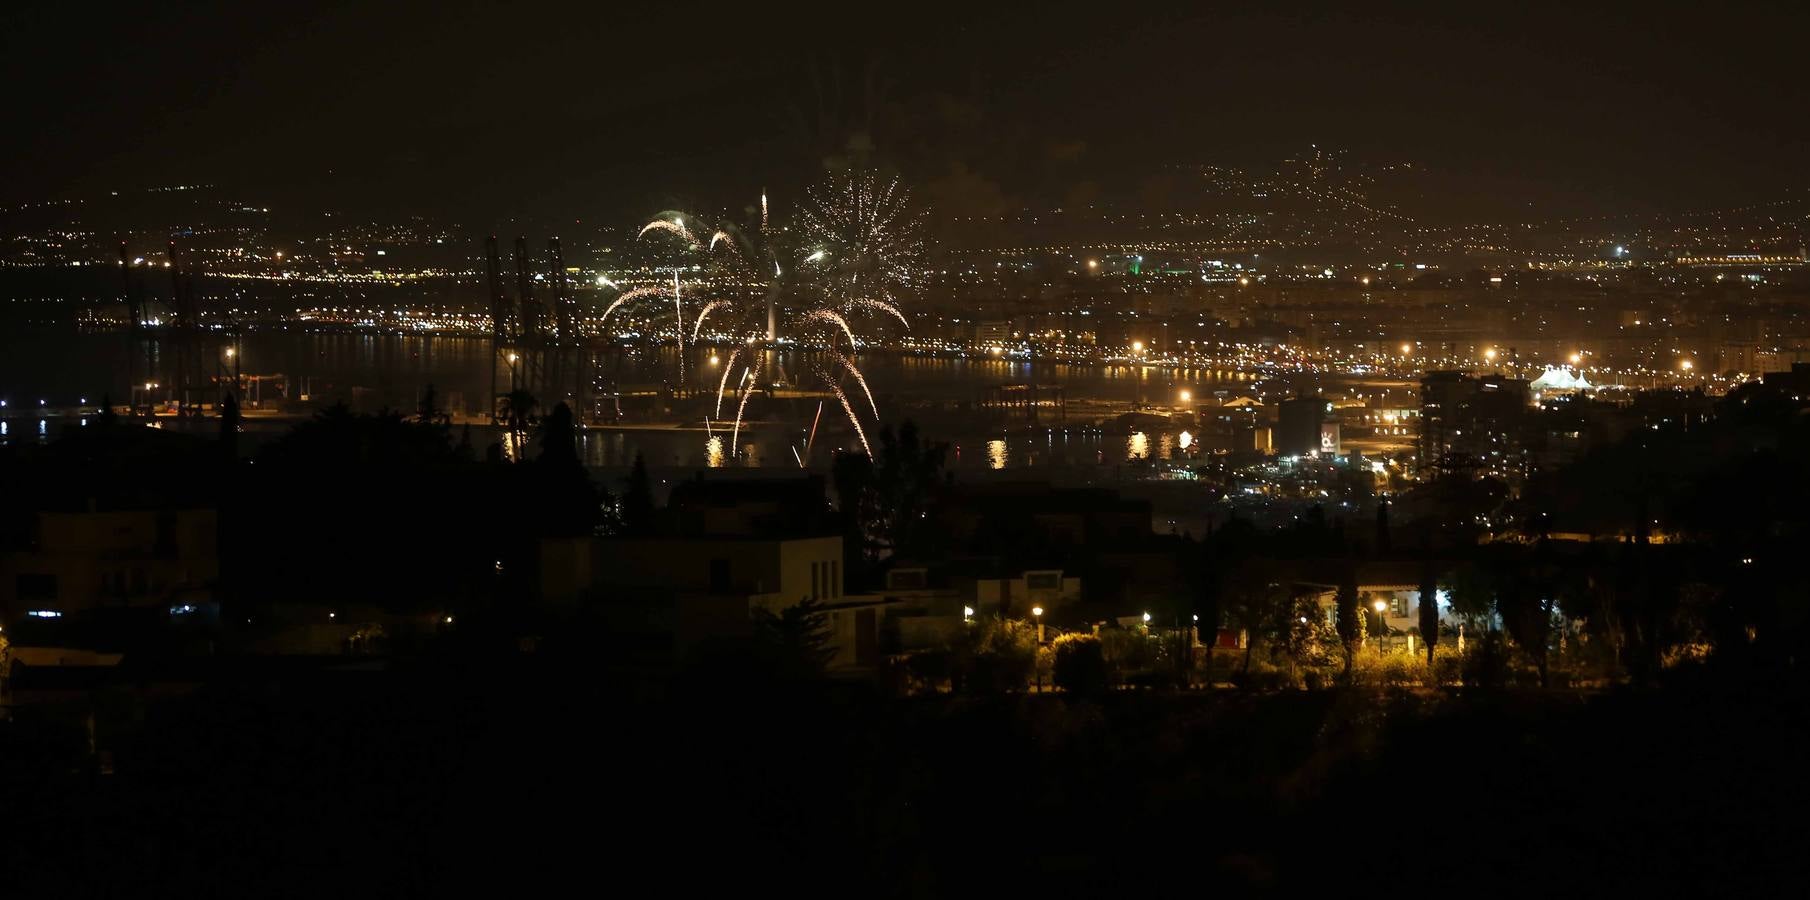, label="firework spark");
[799,169,927,315]
[714,345,742,418]
[731,365,757,451]
[828,348,878,420]
[692,299,730,342]
[601,285,666,324]
[638,214,697,245]
[819,365,873,459]
[853,297,910,329]
[803,308,856,348]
